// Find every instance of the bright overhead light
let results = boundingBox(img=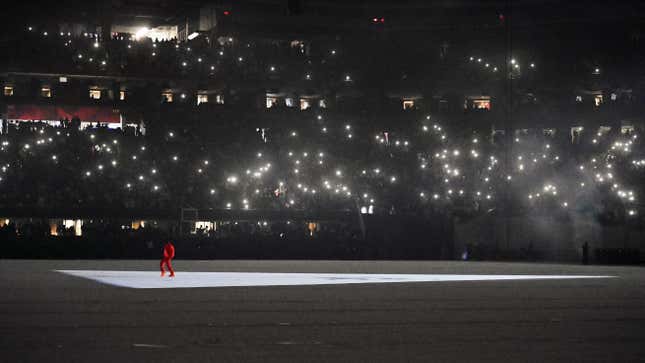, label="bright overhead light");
[187,32,199,40]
